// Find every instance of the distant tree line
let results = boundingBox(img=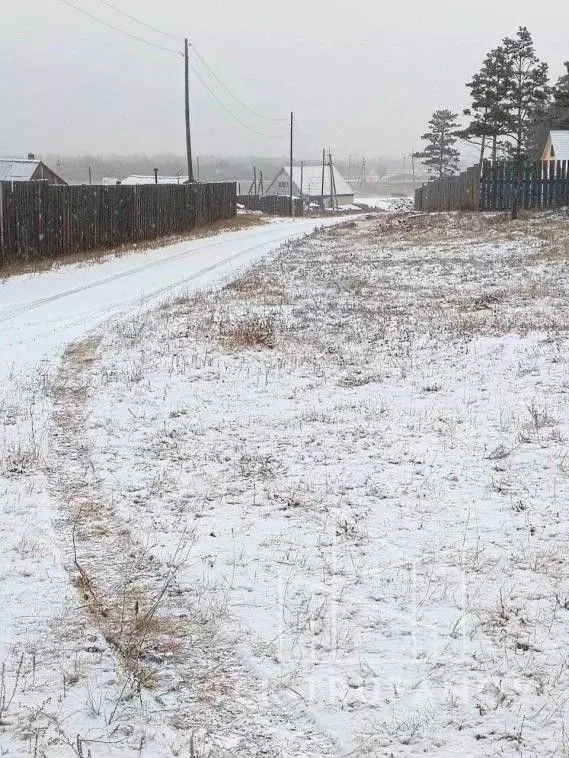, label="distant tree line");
[46,155,289,185]
[415,27,569,215]
[46,154,395,188]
